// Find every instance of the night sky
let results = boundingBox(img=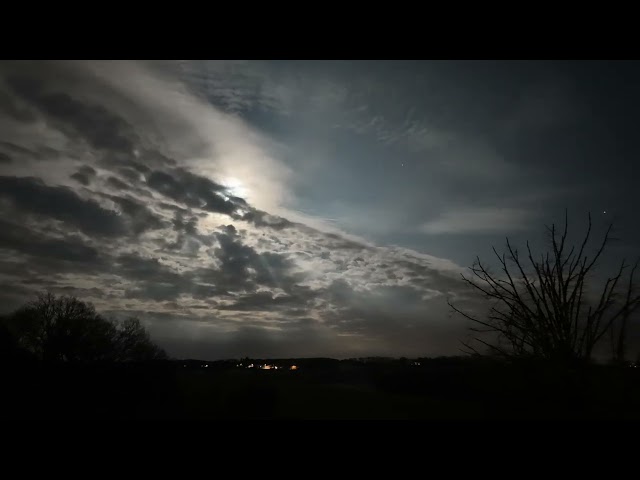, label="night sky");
[1,60,638,360]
